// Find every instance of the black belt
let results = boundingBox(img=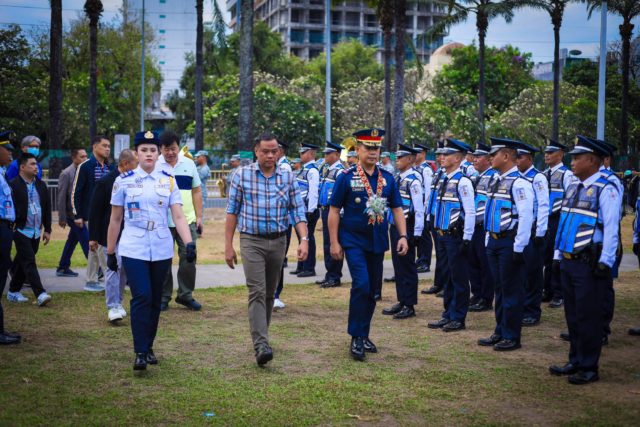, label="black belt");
[435,228,461,237]
[561,251,591,262]
[489,229,517,240]
[0,219,13,227]
[241,231,287,240]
